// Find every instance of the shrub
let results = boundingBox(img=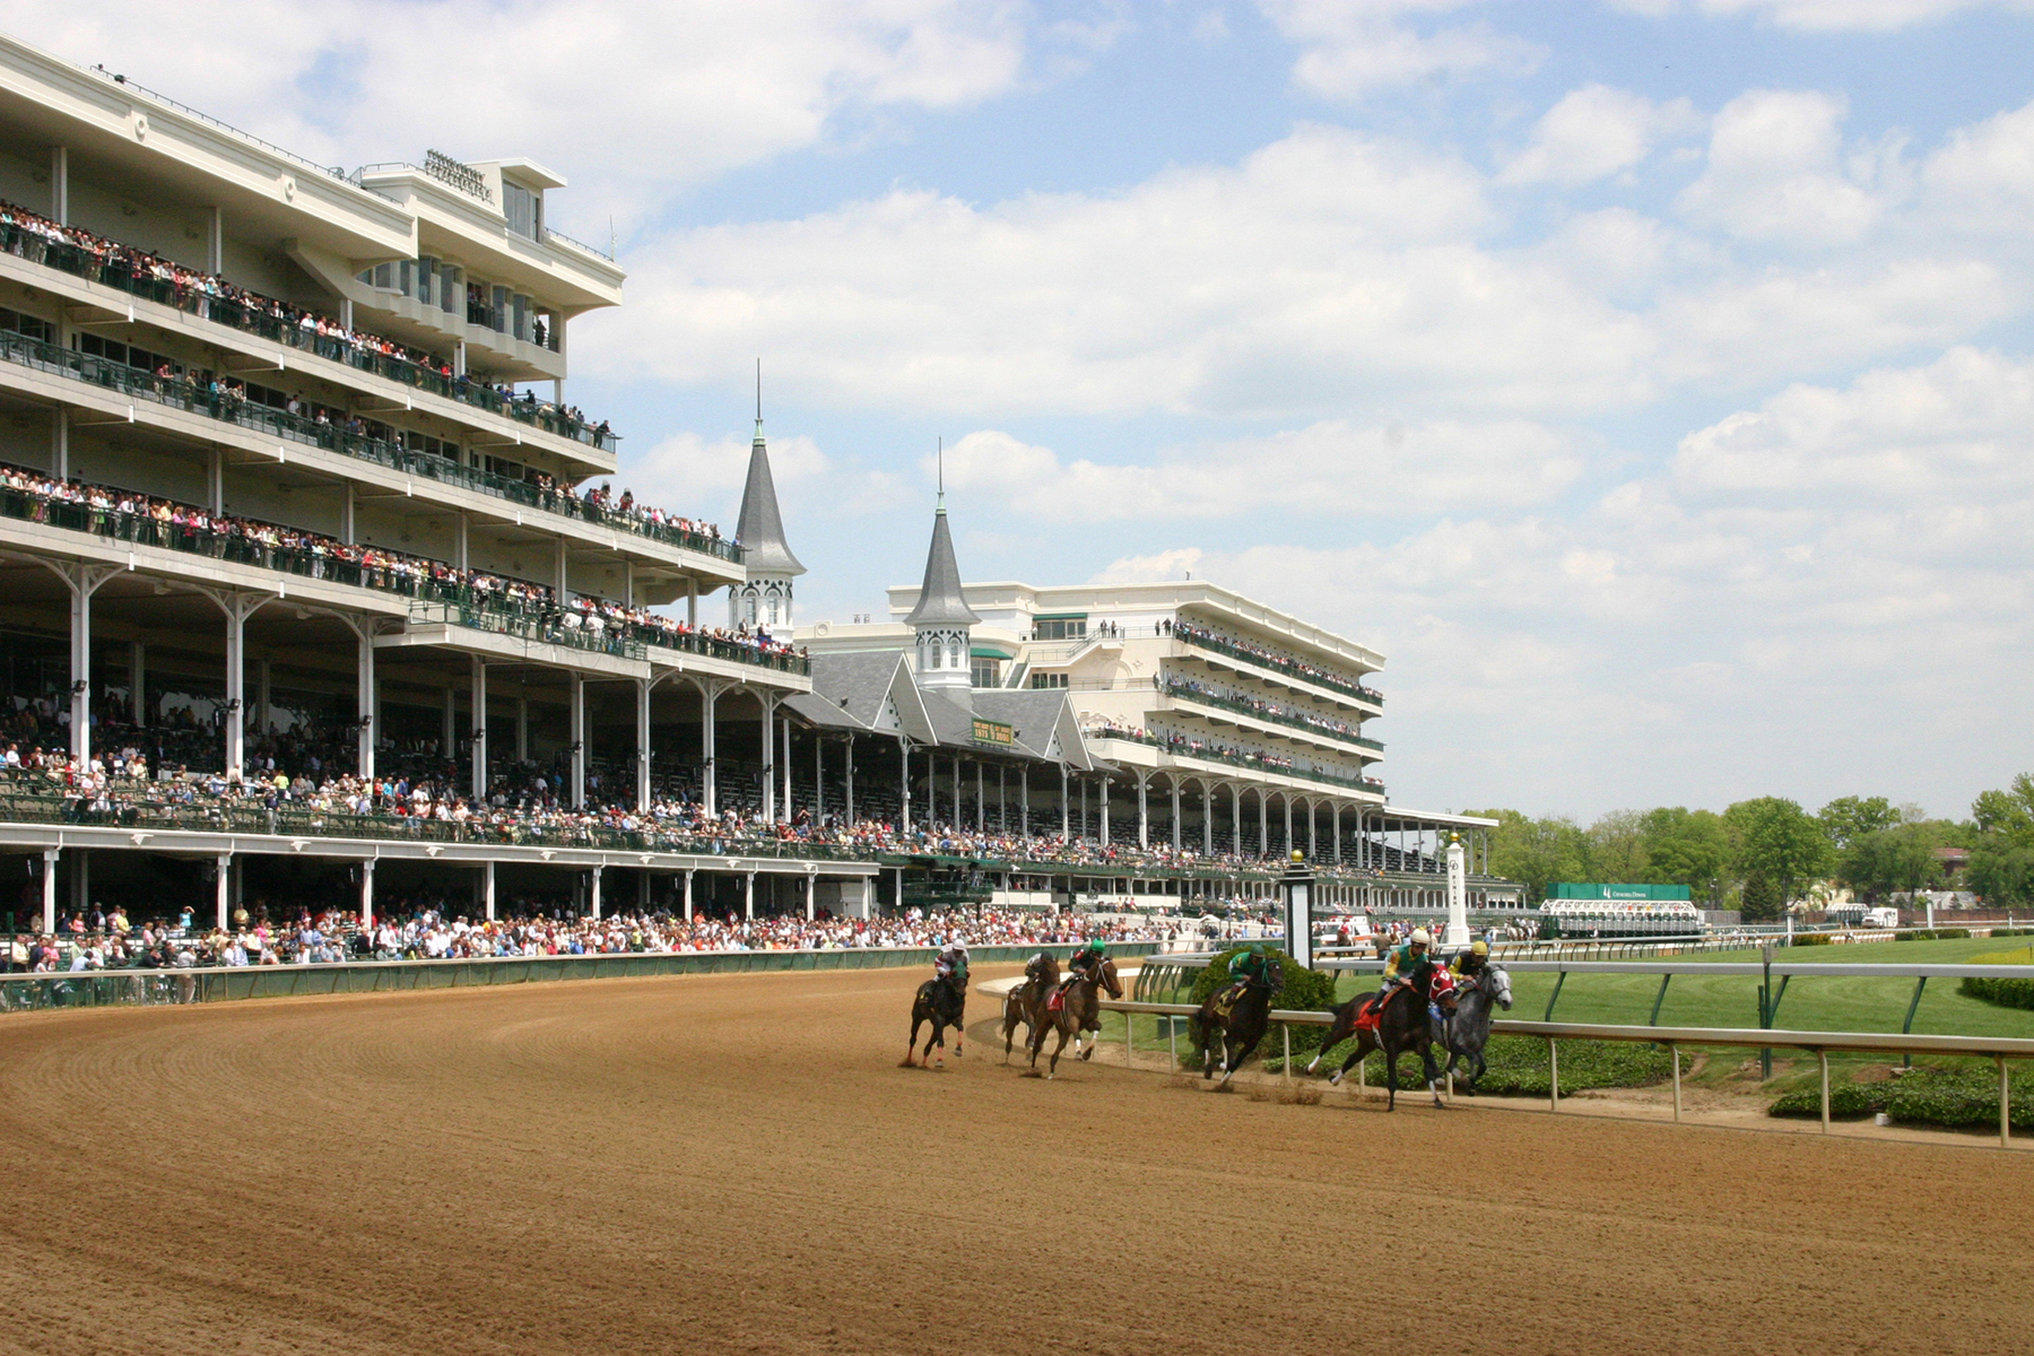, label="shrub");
[1186,947,1339,1060]
[1959,949,2034,1011]
[1894,928,1972,942]
[1790,933,1833,947]
[1304,1033,1673,1095]
[1769,1066,2034,1131]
